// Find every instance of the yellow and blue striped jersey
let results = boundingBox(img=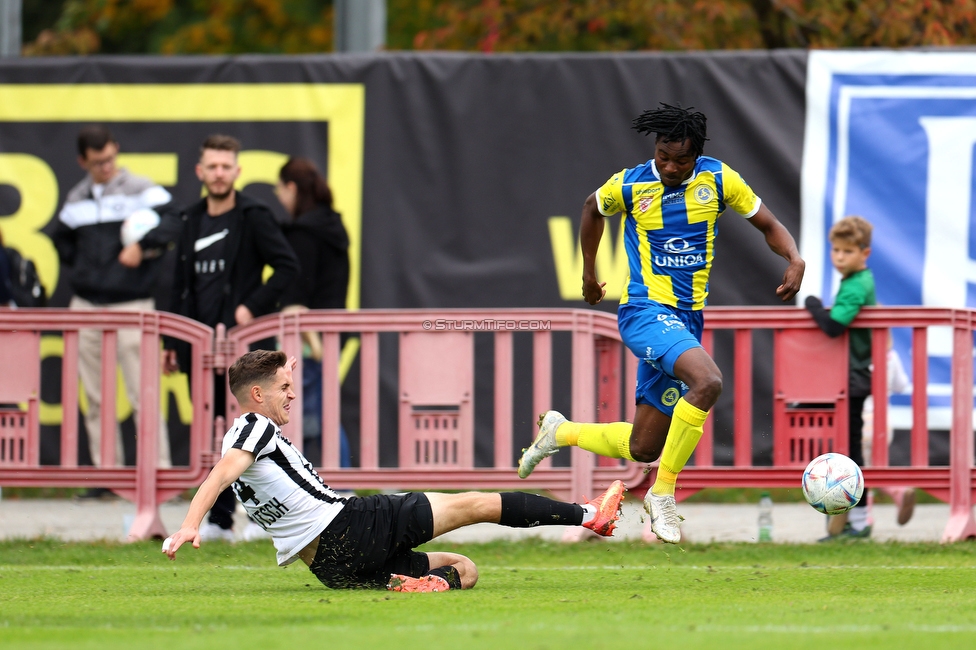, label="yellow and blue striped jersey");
[596,156,761,310]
